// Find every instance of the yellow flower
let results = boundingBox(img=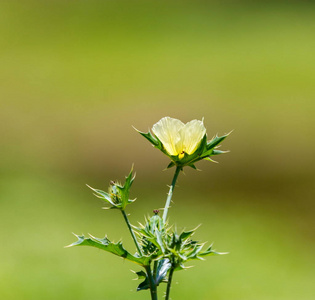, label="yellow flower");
[137,116,229,169]
[152,117,206,159]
